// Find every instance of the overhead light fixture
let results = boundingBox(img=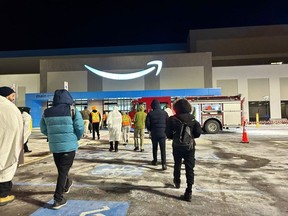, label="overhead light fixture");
[271,62,283,65]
